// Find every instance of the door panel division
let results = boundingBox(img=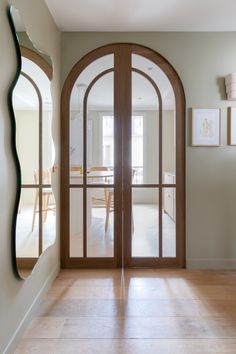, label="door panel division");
[61,43,185,268]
